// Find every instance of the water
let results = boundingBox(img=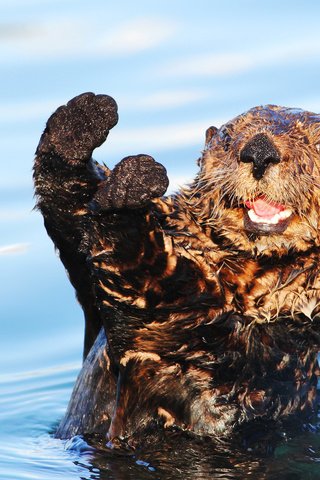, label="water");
[2,0,320,478]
